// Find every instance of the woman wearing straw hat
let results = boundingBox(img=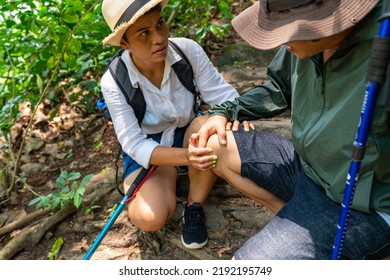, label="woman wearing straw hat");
[196,0,390,259]
[100,0,240,249]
